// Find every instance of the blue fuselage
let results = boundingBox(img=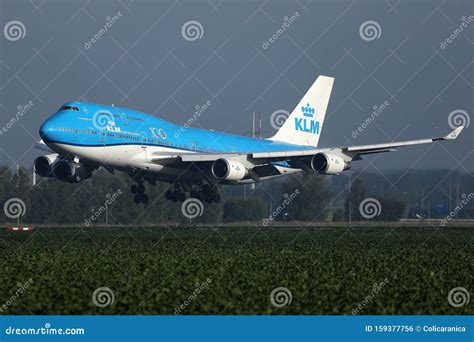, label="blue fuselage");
[40,101,313,154]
